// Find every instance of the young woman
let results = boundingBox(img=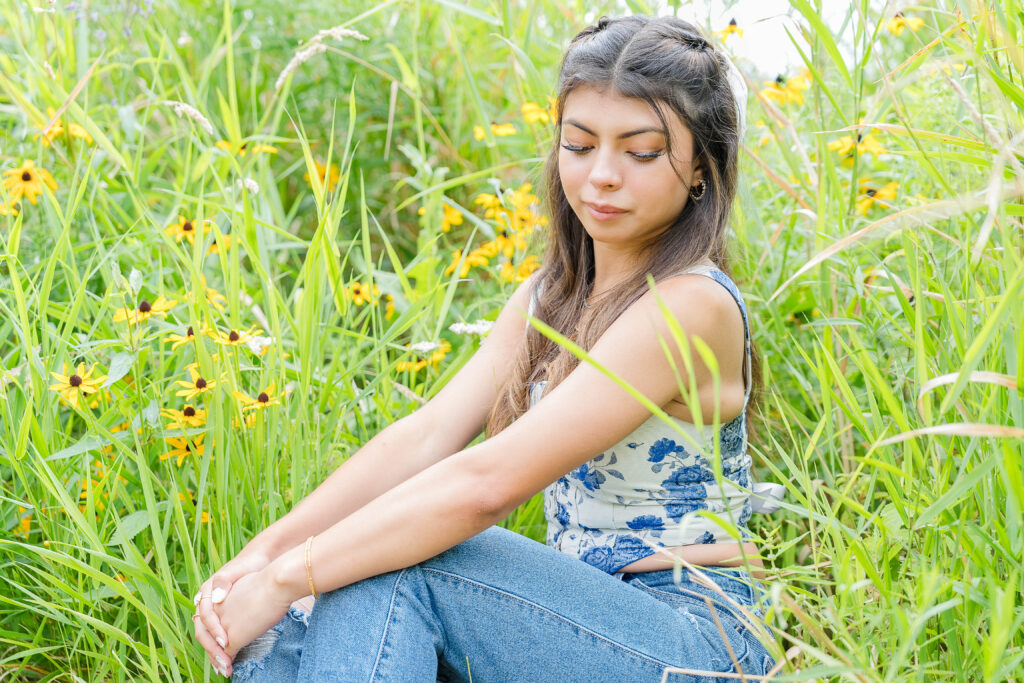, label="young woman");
[193,14,780,681]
